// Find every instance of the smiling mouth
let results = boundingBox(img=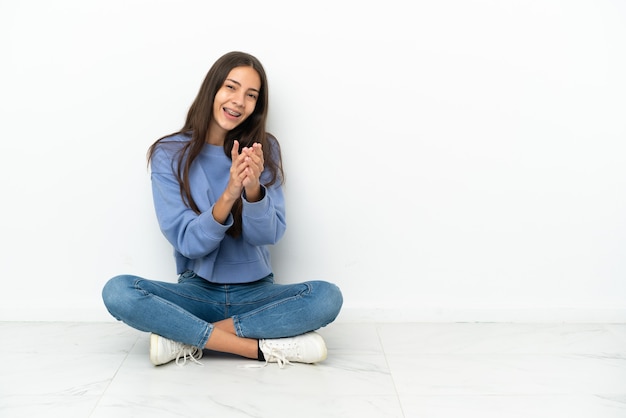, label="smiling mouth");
[224,108,241,117]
